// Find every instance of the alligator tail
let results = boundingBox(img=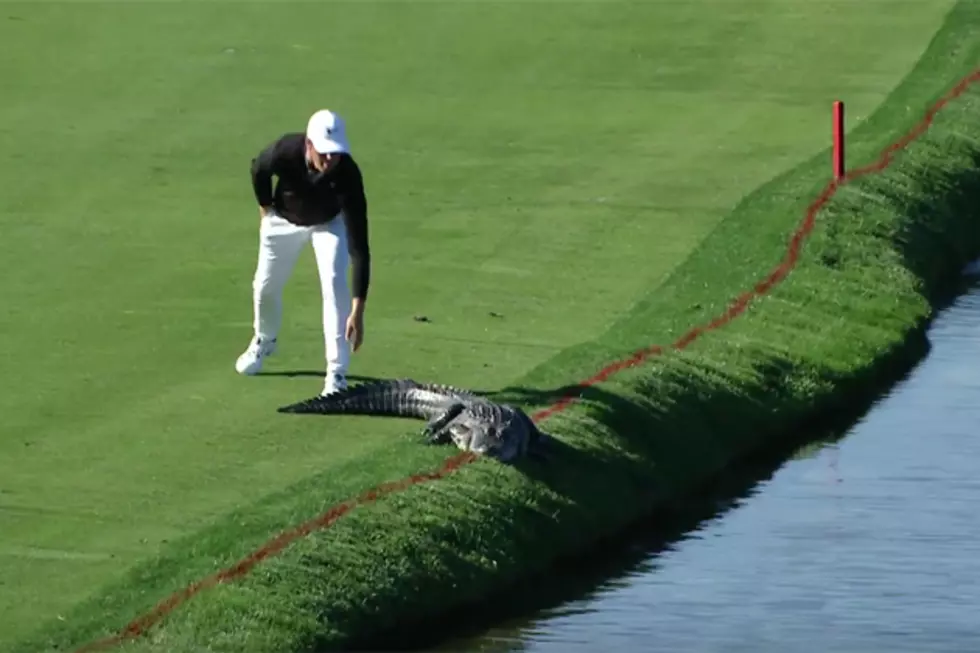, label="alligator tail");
[276,378,456,419]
